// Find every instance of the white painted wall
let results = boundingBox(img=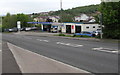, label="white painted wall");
[62,23,100,33]
[71,25,75,33]
[41,24,43,30]
[81,24,100,32]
